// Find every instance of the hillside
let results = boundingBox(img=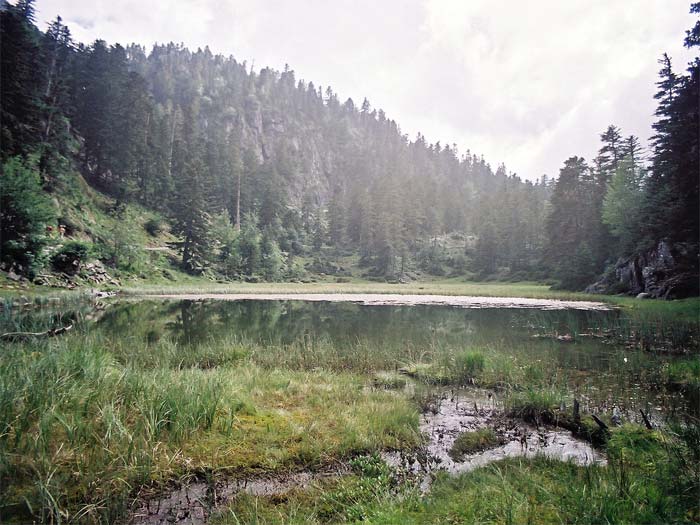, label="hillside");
[1,1,697,295]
